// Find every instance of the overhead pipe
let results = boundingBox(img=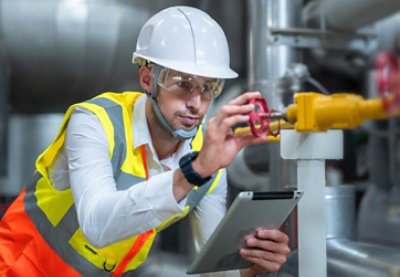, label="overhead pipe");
[304,0,400,32]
